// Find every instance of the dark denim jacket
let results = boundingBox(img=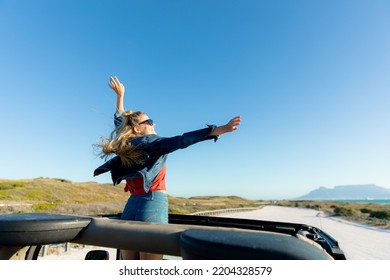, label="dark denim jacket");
[94,111,216,193]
